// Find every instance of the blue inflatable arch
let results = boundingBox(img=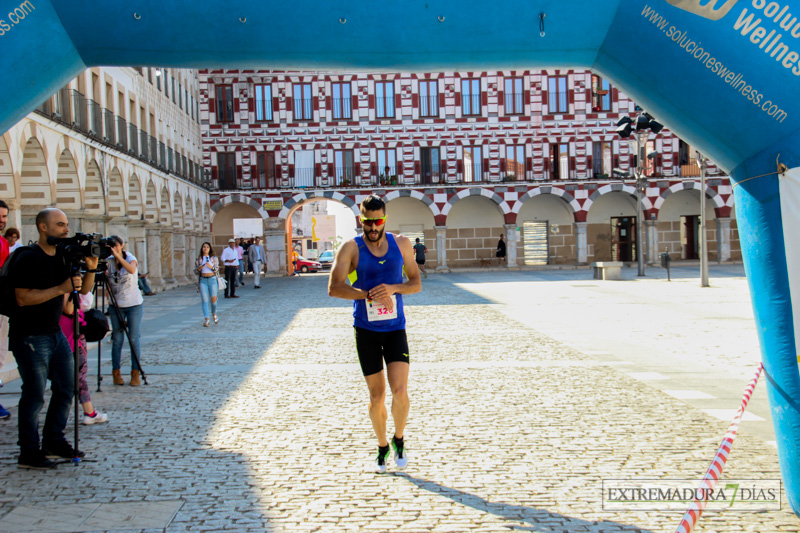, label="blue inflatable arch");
[4,0,800,515]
